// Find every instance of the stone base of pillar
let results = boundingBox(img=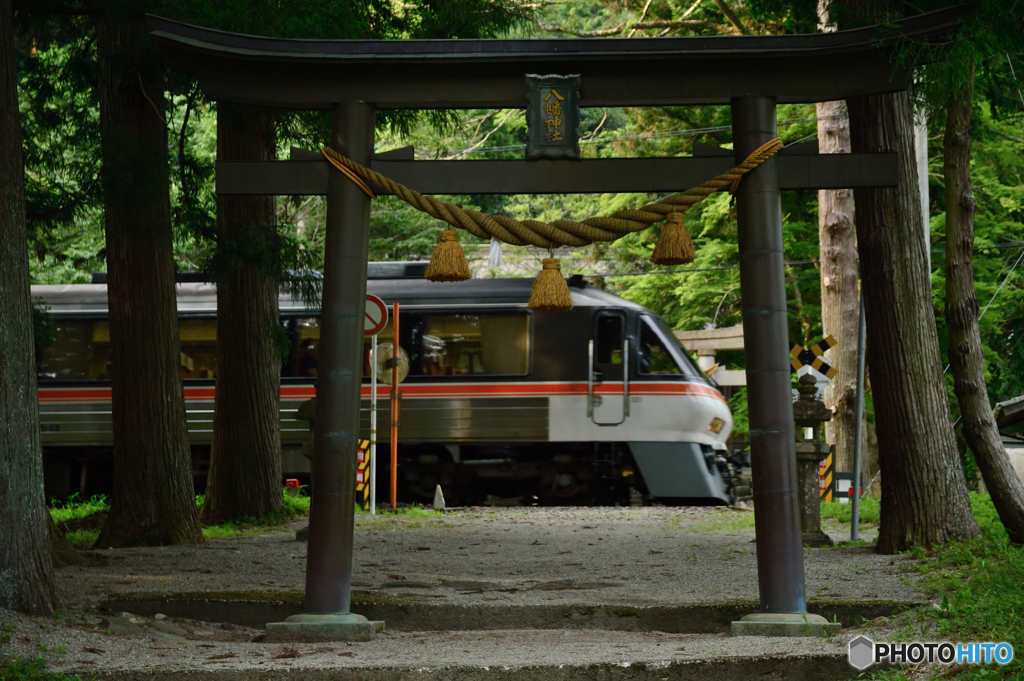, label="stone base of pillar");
[802,529,834,547]
[266,613,385,642]
[731,612,841,637]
